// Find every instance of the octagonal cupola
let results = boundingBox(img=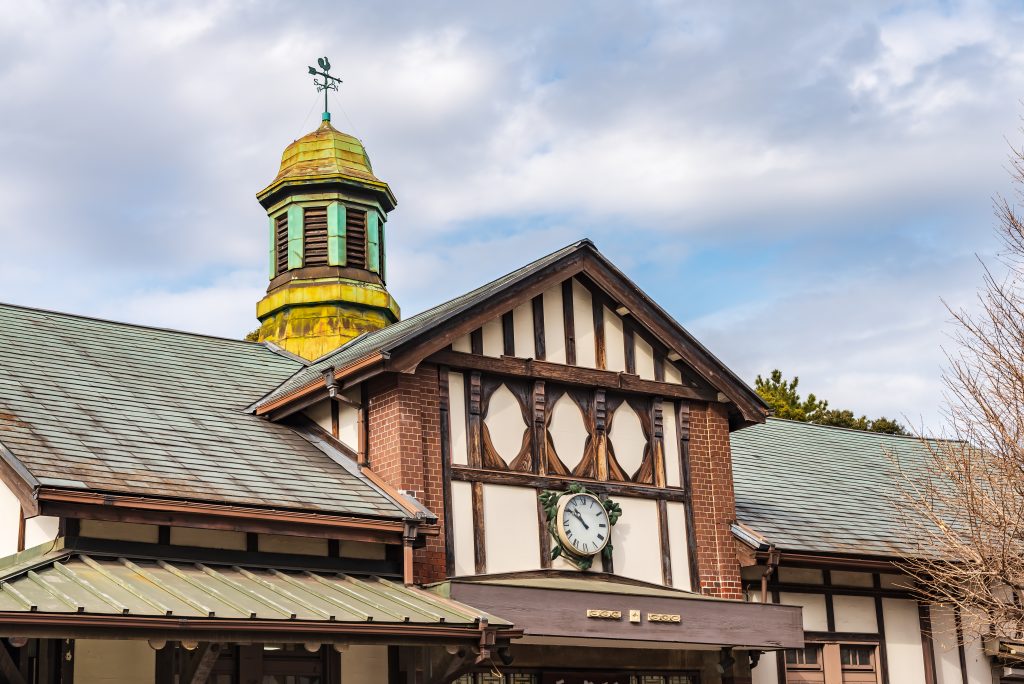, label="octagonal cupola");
[254,117,400,361]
